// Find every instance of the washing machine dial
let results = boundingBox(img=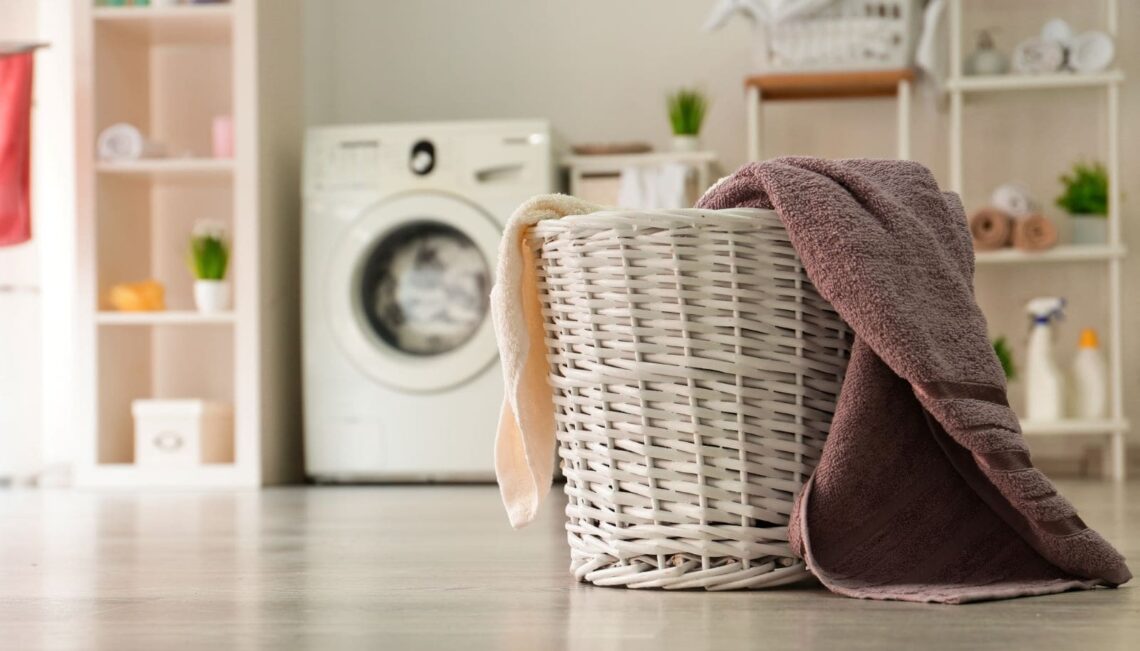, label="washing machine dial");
[410,140,436,175]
